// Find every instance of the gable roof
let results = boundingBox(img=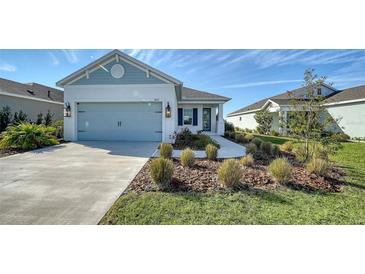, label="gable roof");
[180,87,231,102]
[324,85,365,105]
[56,49,183,87]
[0,78,63,104]
[227,84,338,116]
